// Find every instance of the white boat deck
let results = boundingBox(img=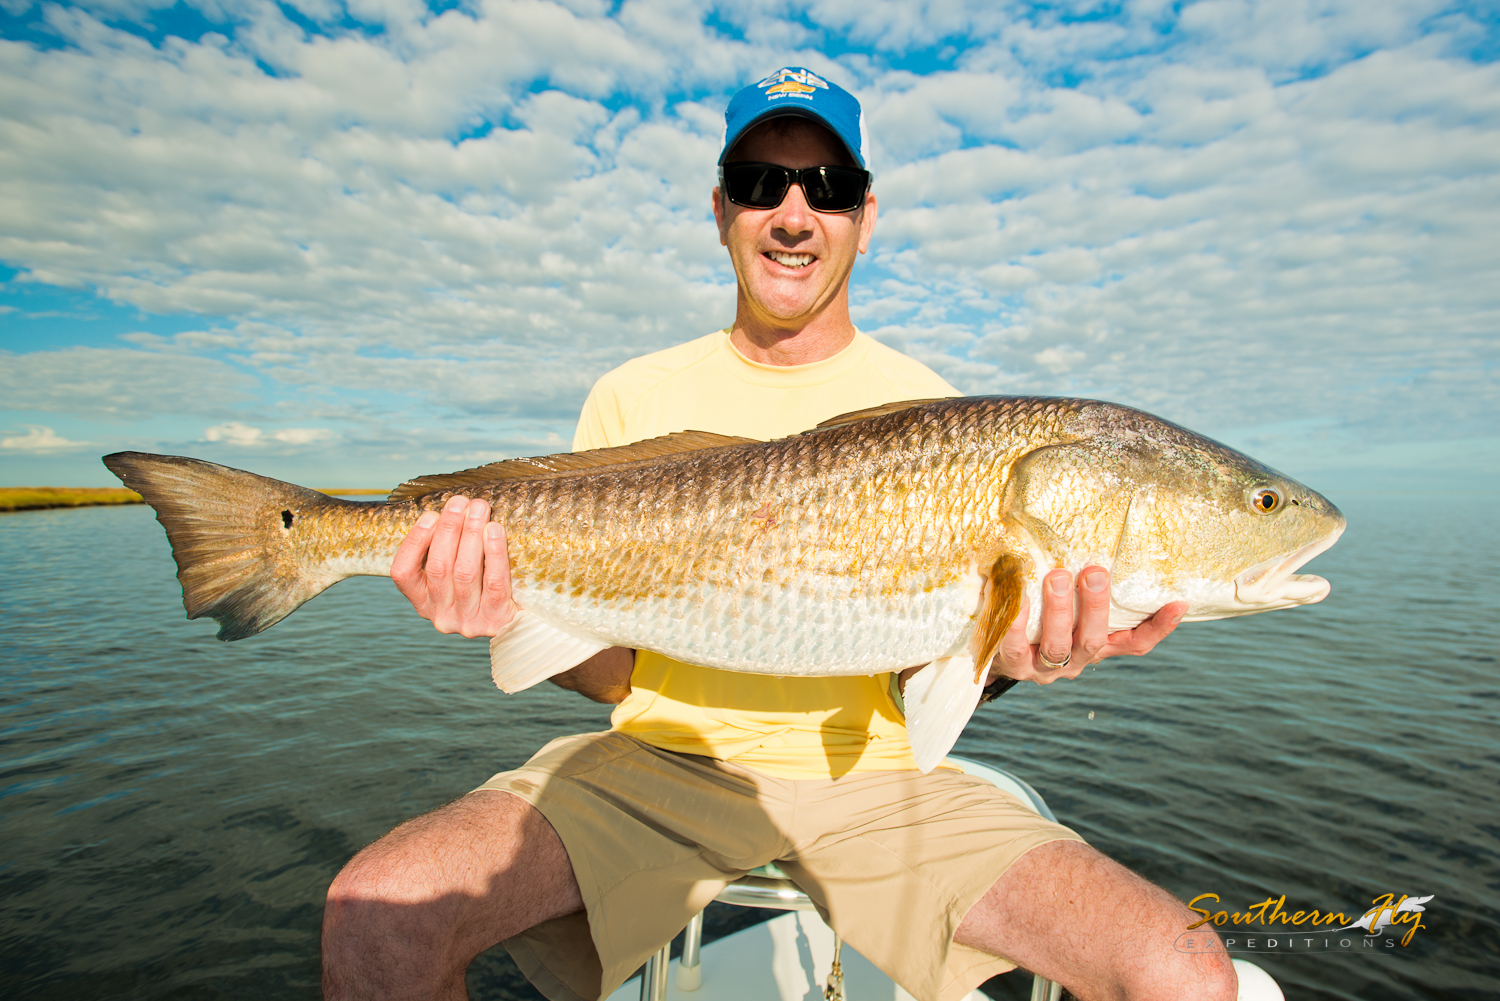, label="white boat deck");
[609,909,983,1001]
